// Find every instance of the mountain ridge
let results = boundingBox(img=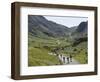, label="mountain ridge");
[28,15,88,38]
